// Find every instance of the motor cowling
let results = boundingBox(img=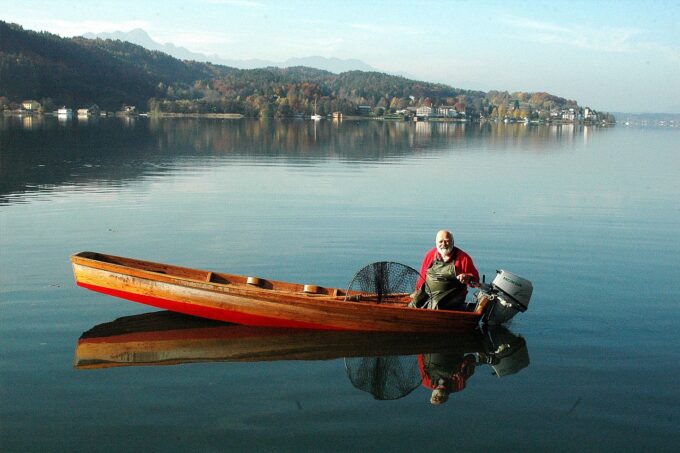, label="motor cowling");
[480,270,533,325]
